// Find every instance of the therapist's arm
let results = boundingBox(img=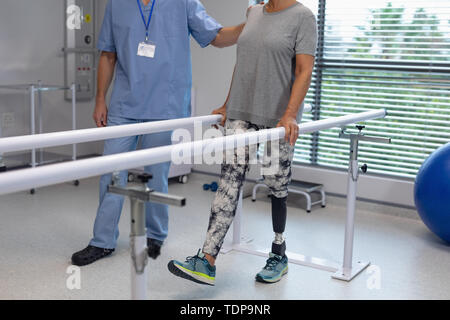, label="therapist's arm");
[277,54,315,146]
[210,23,245,48]
[94,51,117,127]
